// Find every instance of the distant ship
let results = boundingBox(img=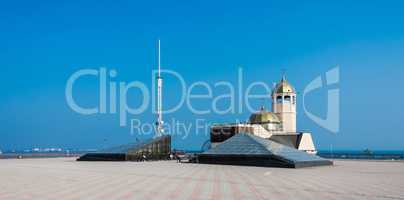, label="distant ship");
[363,148,373,155]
